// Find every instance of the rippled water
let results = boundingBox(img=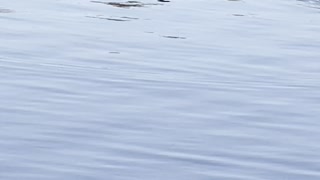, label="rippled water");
[1,0,320,179]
